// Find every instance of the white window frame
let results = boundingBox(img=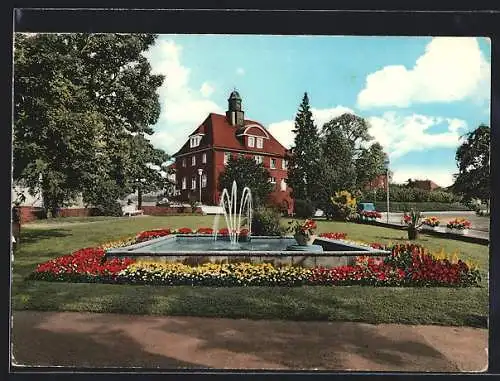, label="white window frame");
[191,177,197,190]
[270,177,276,184]
[202,153,207,163]
[182,177,187,190]
[282,160,288,170]
[270,158,276,169]
[256,137,263,149]
[224,152,231,165]
[202,173,207,188]
[192,155,196,166]
[248,136,255,148]
[254,155,263,165]
[190,135,202,148]
[280,178,287,191]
